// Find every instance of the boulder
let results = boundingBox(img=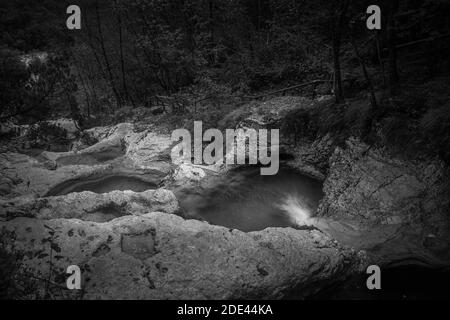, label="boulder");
[125,130,173,171]
[164,163,208,191]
